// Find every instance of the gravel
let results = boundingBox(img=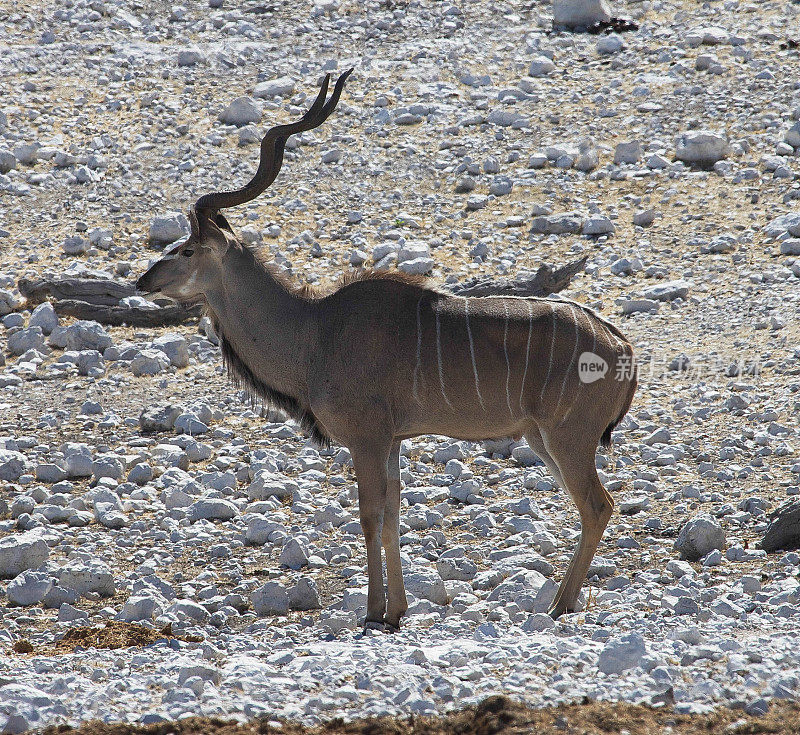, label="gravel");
[2,0,800,731]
